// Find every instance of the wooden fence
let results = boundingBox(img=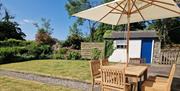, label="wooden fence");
[81,42,104,59]
[158,49,180,65]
